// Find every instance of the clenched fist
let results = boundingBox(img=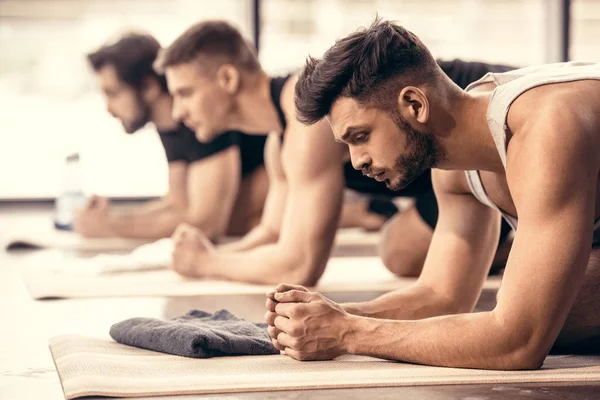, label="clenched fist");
[170,223,214,277]
[265,283,354,361]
